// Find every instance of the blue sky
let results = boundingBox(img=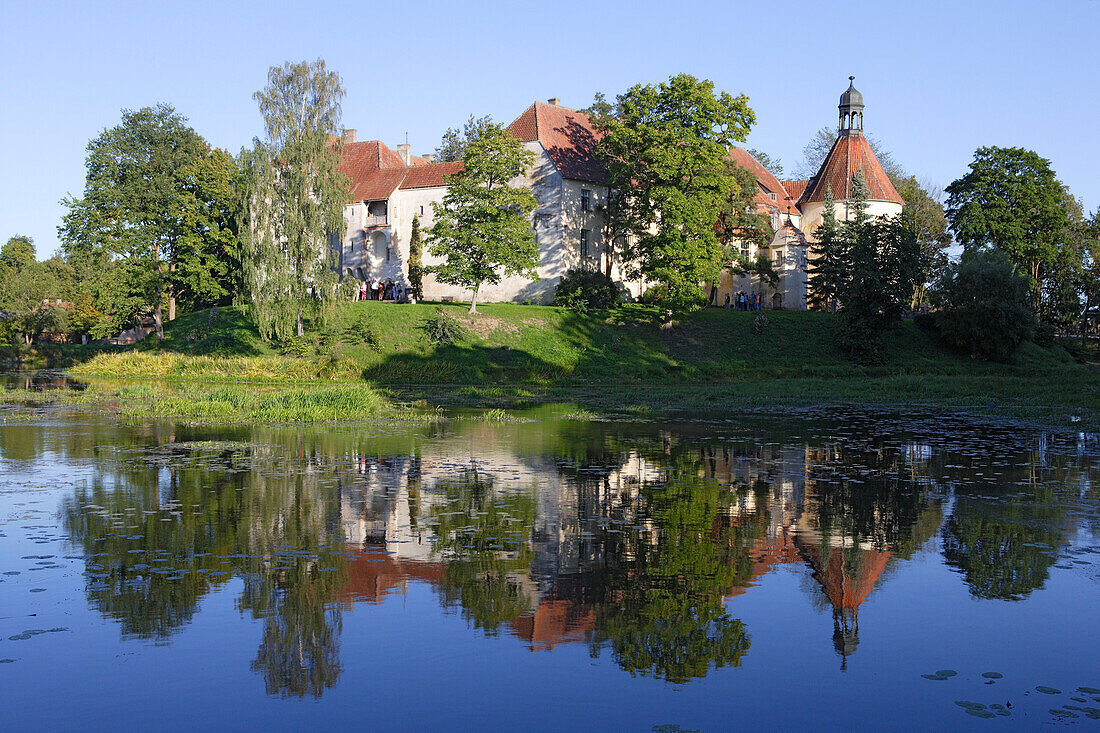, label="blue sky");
[2,0,1097,258]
